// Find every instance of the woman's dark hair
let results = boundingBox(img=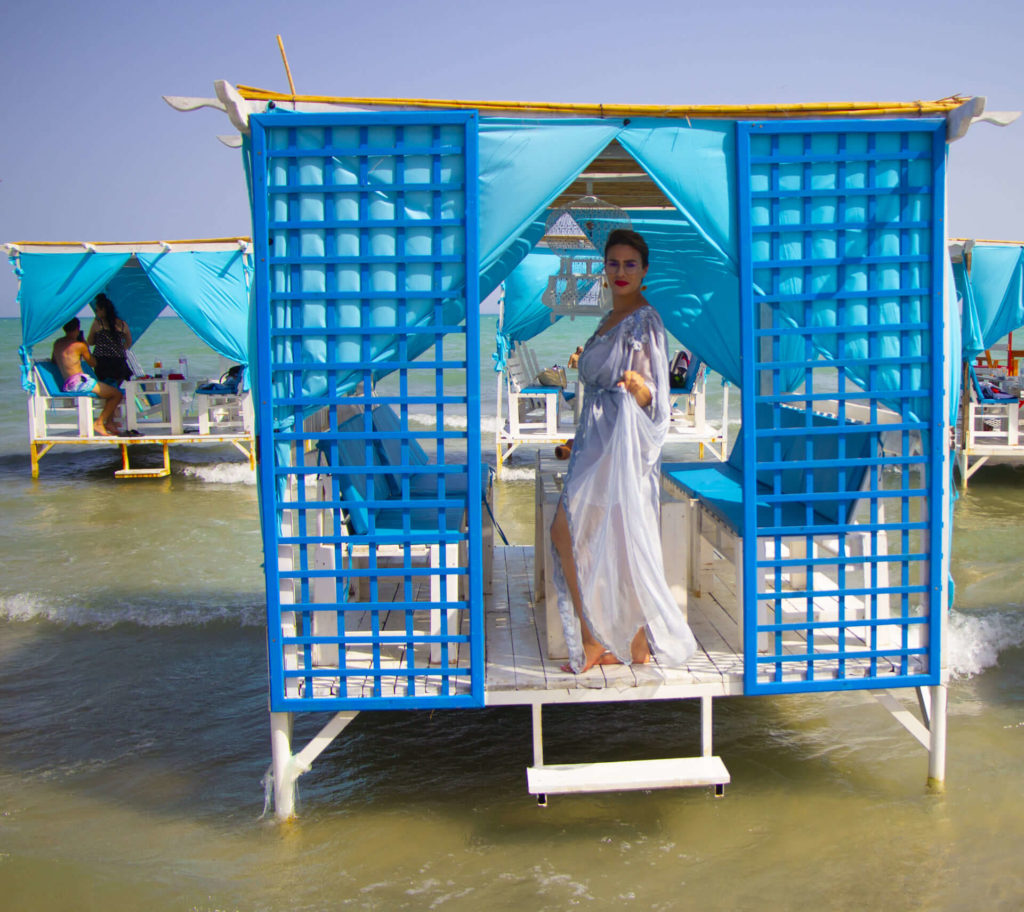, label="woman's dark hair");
[604,228,649,268]
[94,292,118,325]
